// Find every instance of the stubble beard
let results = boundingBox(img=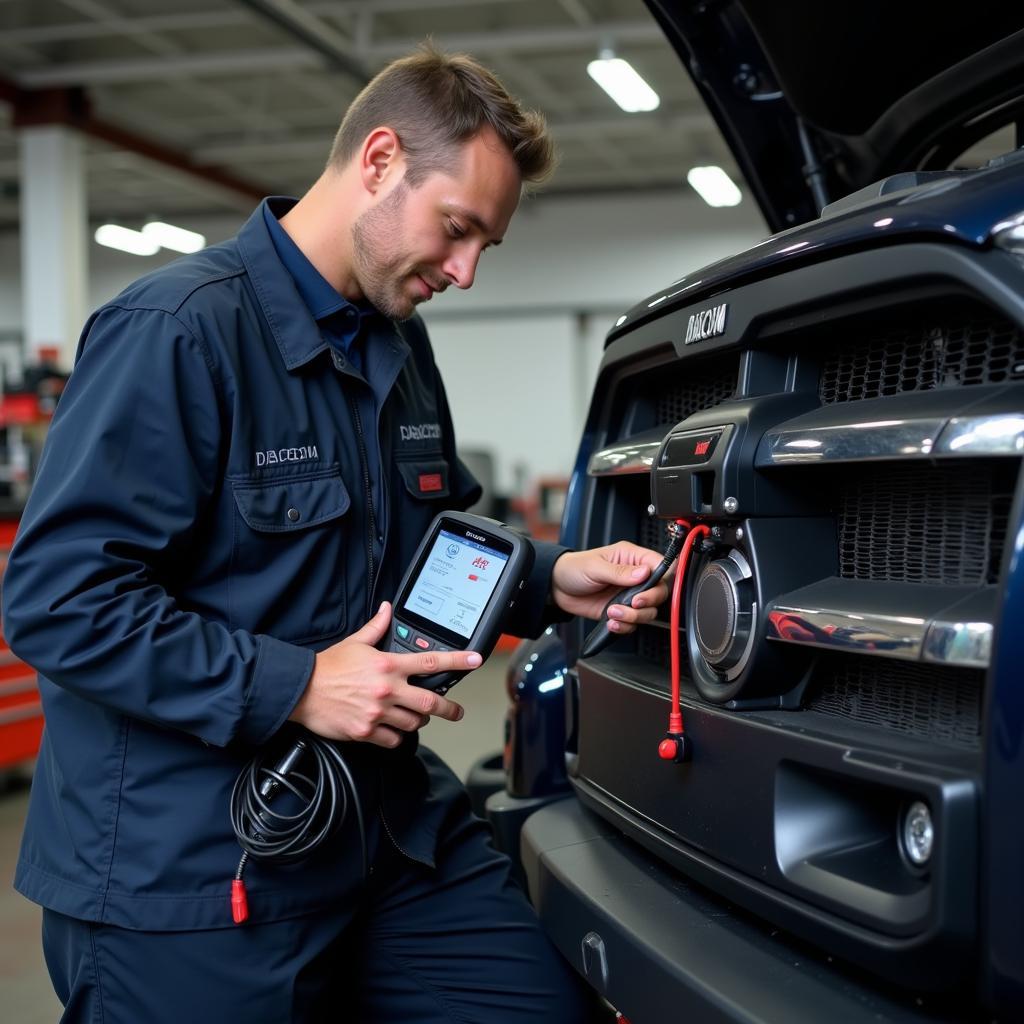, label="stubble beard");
[351,182,419,321]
